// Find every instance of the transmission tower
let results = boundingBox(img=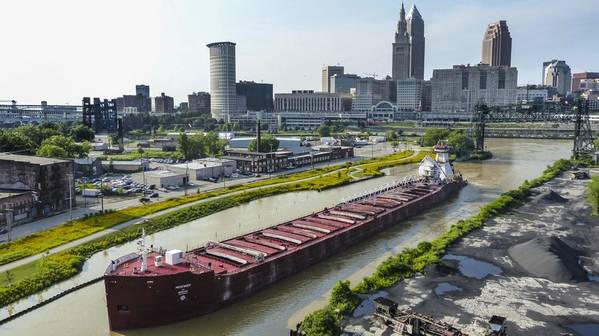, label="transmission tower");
[572,98,594,159]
